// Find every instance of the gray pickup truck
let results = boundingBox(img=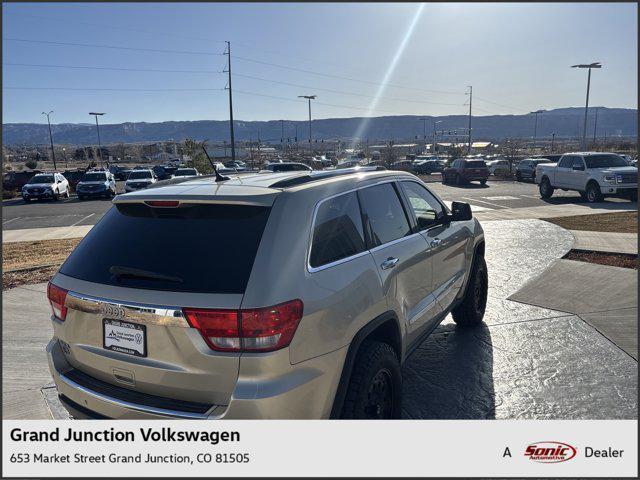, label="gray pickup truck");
[536,152,638,203]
